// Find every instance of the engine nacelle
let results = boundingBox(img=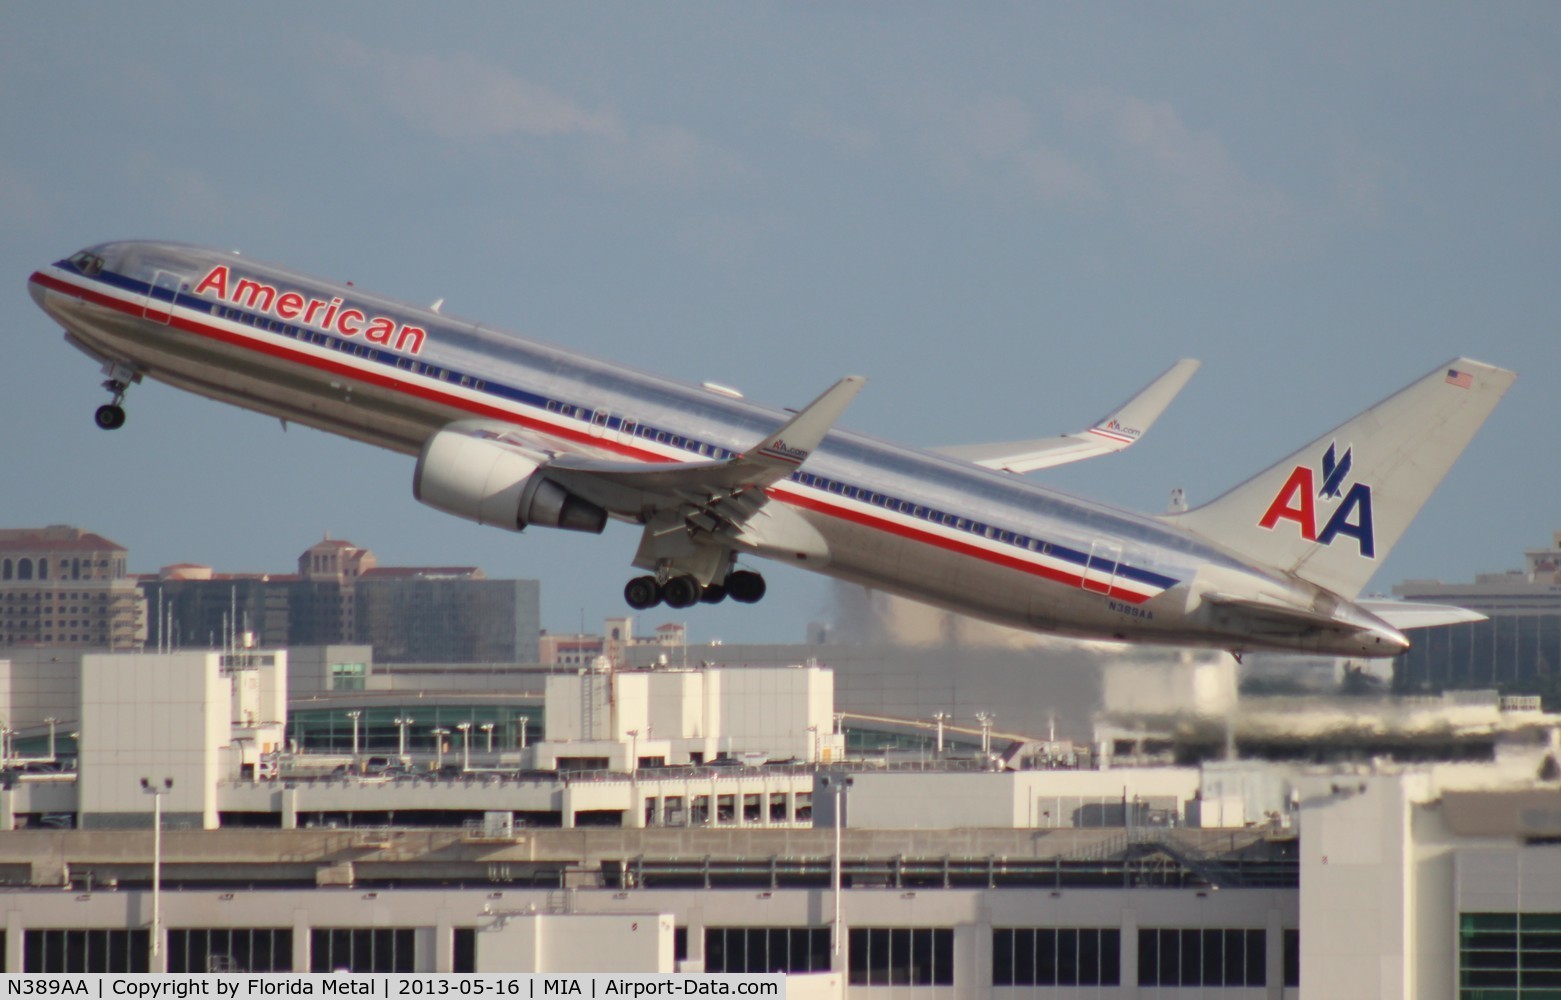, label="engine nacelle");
[413,428,607,534]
